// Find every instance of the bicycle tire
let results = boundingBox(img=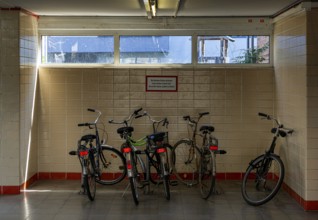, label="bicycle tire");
[161,158,170,200]
[149,144,172,185]
[241,154,284,206]
[199,149,216,199]
[171,139,200,186]
[95,145,127,185]
[84,159,96,201]
[150,148,171,200]
[129,176,139,205]
[149,154,162,185]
